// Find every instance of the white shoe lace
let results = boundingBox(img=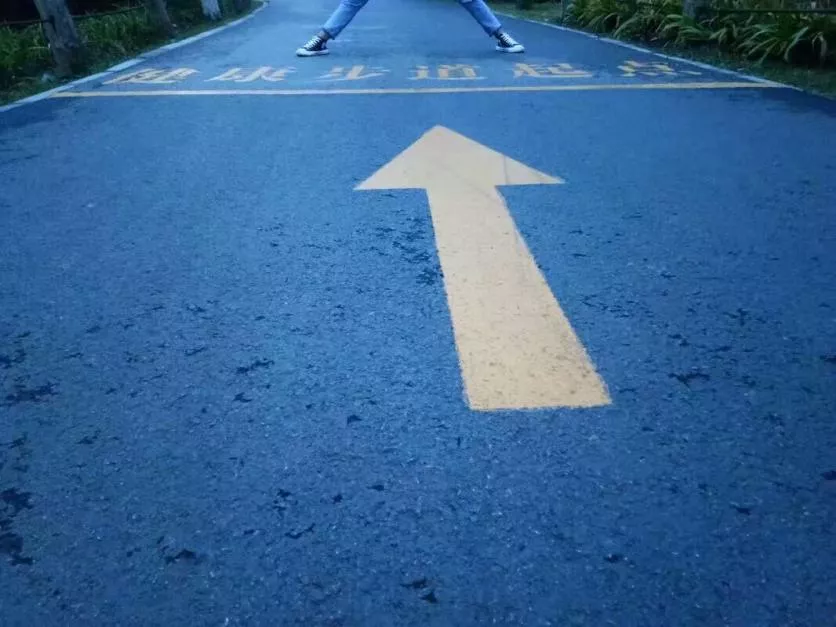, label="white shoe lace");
[303,35,324,50]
